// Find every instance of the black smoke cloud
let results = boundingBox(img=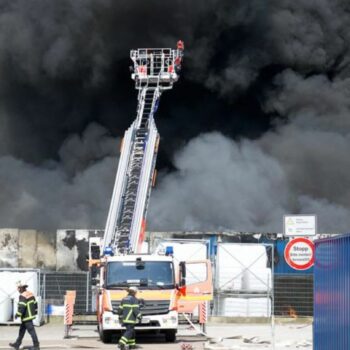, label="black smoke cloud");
[0,124,119,229]
[0,0,350,232]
